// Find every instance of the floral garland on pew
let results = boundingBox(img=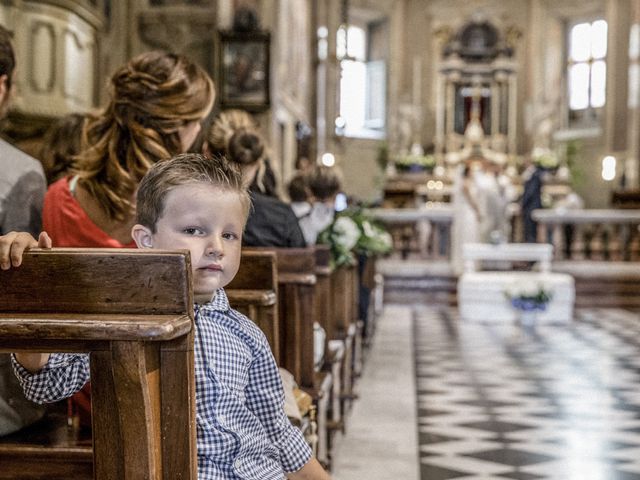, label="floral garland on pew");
[317,207,393,268]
